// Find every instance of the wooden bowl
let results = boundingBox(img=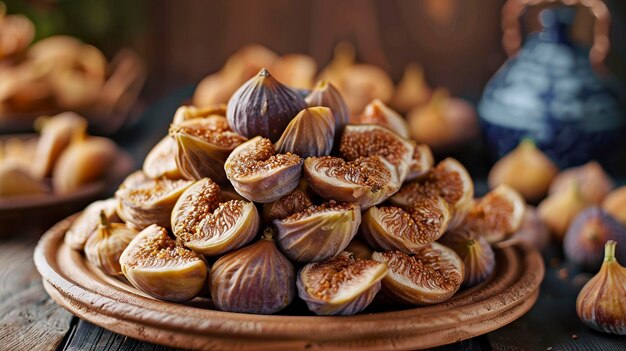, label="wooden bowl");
[34,214,545,350]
